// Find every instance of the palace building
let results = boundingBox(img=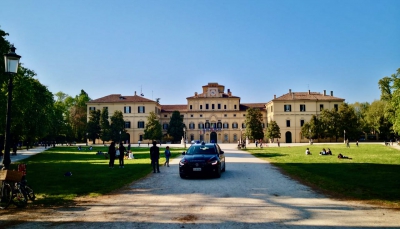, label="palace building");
[87,82,345,144]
